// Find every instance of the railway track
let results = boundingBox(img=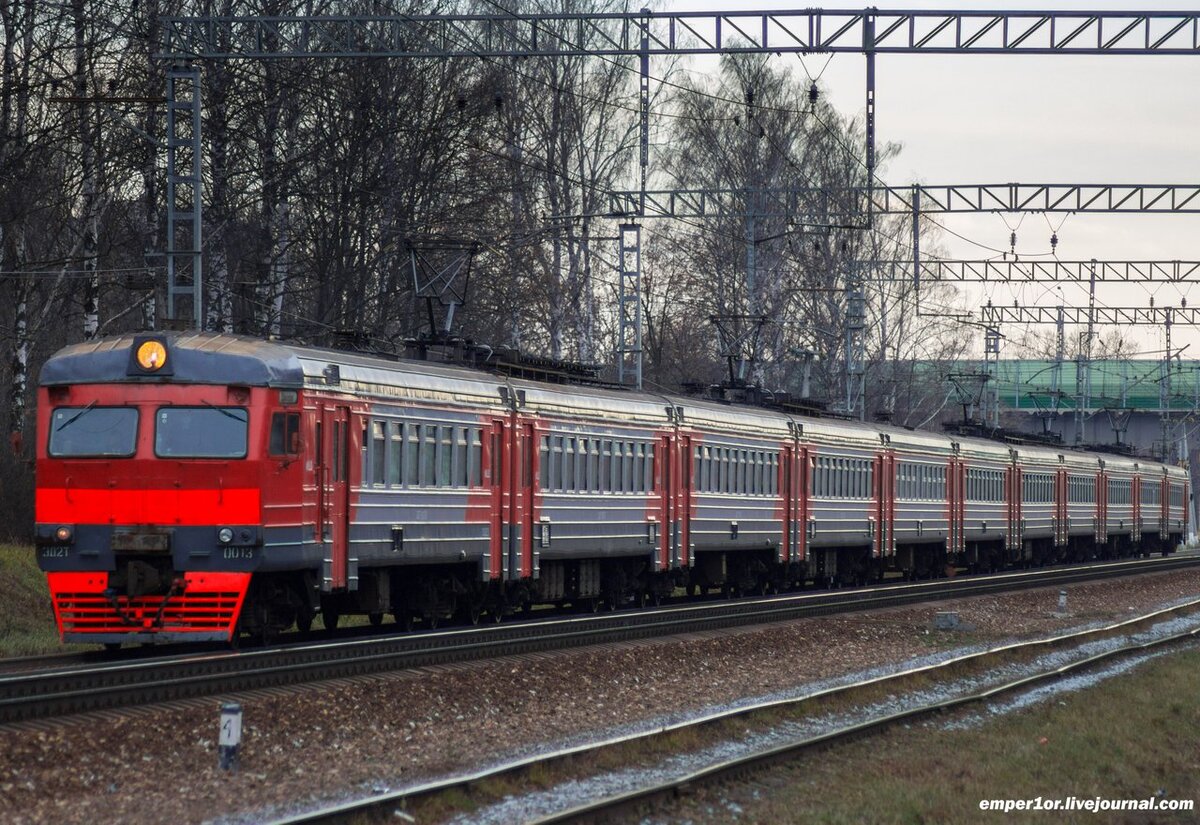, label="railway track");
[273,588,1200,825]
[1,553,1197,726]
